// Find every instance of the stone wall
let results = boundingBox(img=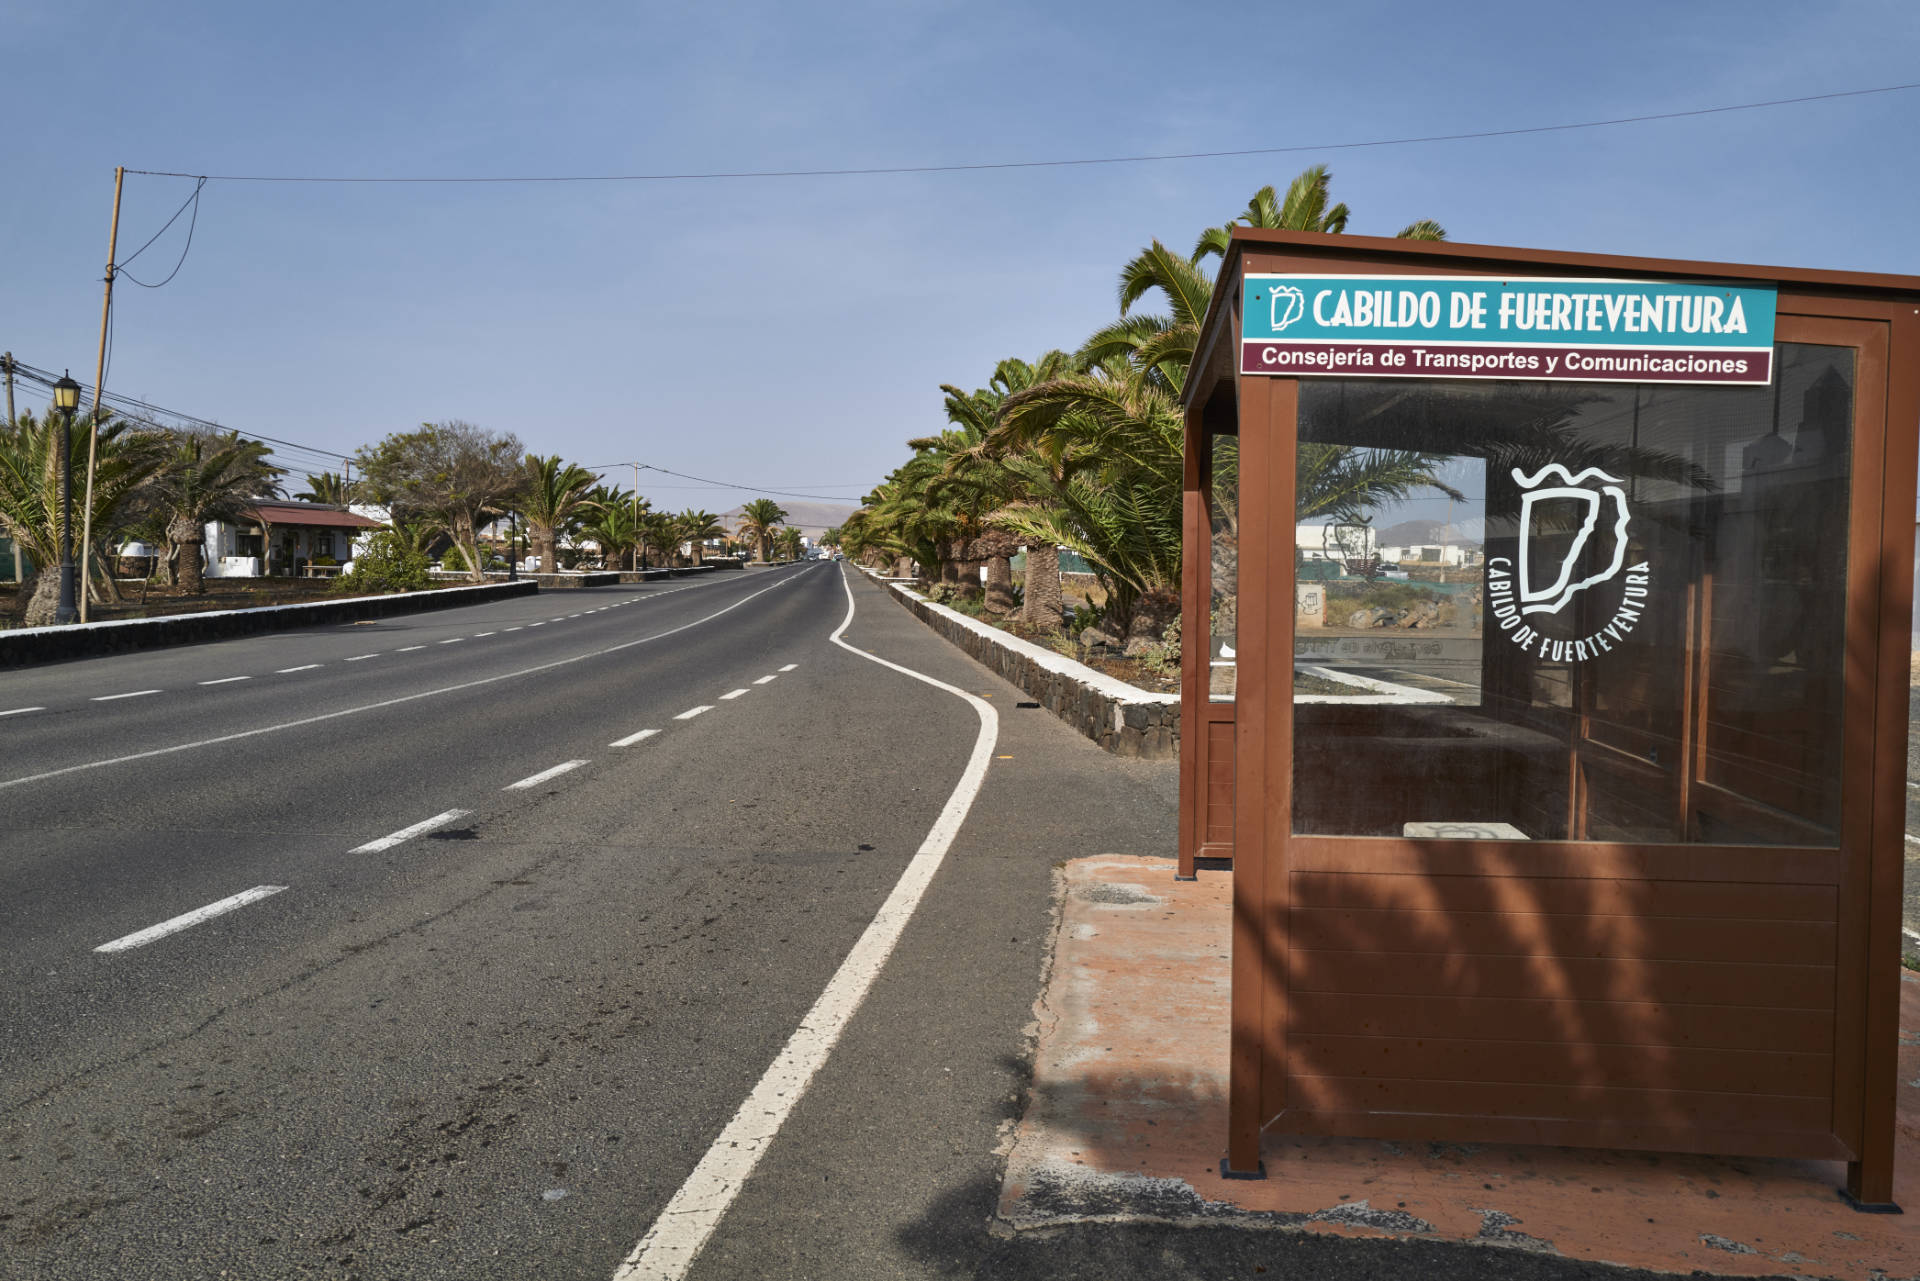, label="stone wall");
[0,580,539,669]
[881,580,1179,760]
